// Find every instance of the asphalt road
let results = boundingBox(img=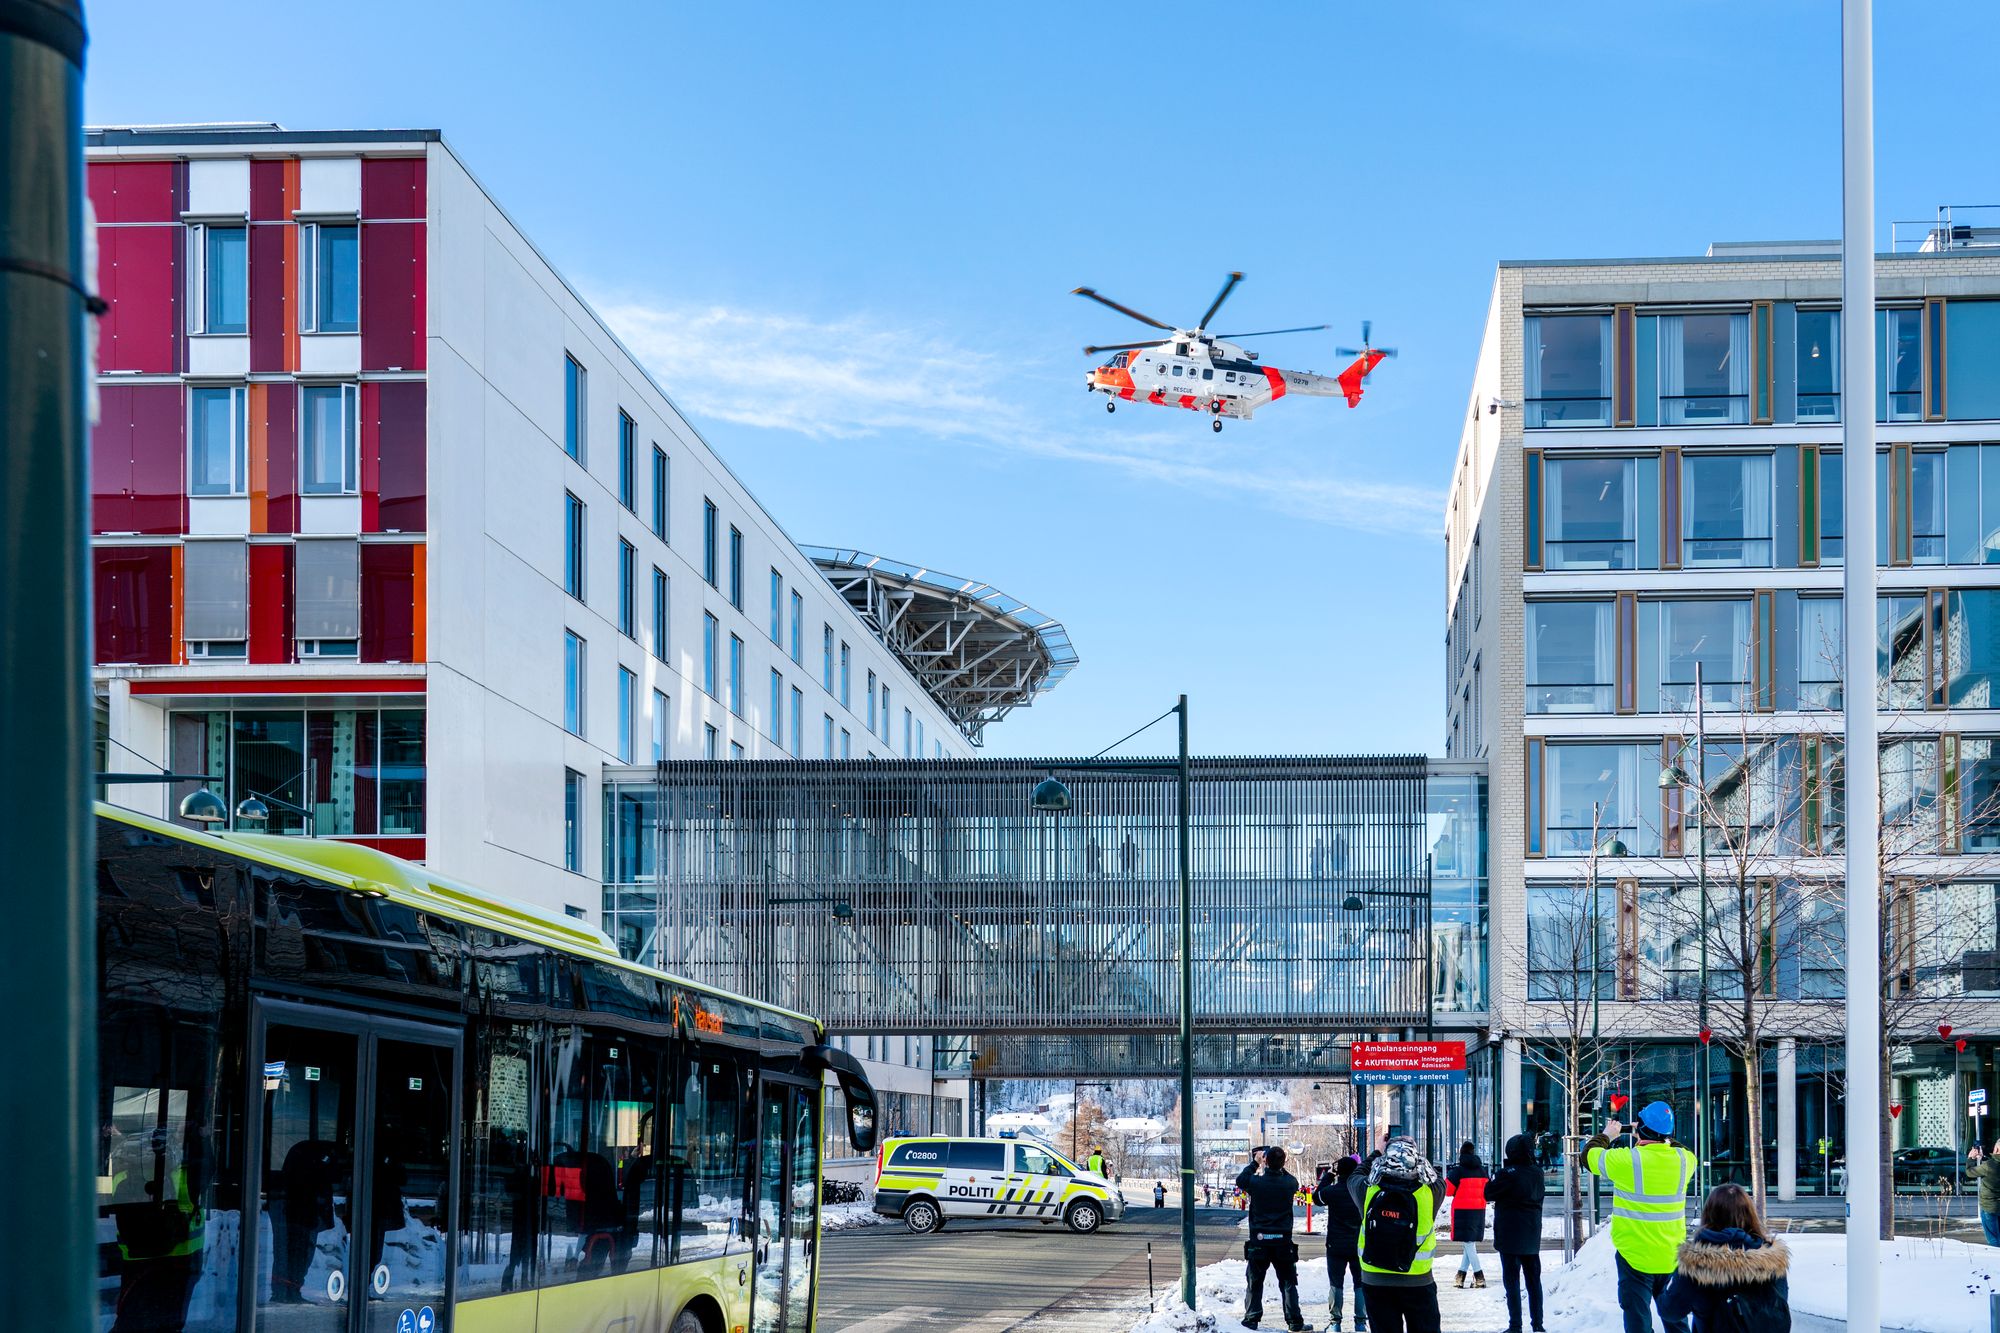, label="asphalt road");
[817,1203,1247,1332]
